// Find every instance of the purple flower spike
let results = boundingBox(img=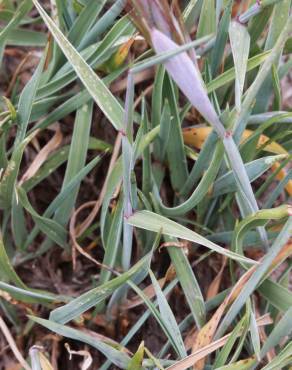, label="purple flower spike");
[151,28,225,138]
